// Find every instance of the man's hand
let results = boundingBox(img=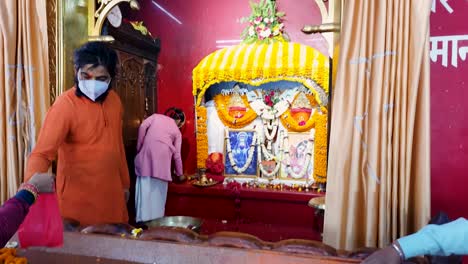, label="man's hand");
[361,244,402,264]
[28,172,55,193]
[172,172,186,183]
[176,174,186,182]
